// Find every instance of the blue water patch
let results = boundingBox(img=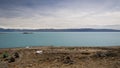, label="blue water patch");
[0,32,120,48]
